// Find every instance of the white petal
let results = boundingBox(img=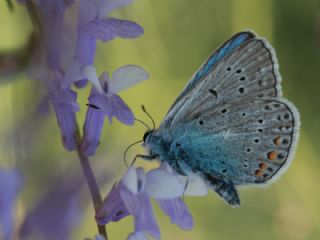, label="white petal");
[109,65,149,93]
[83,65,104,93]
[145,169,184,199]
[178,172,208,196]
[121,167,138,194]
